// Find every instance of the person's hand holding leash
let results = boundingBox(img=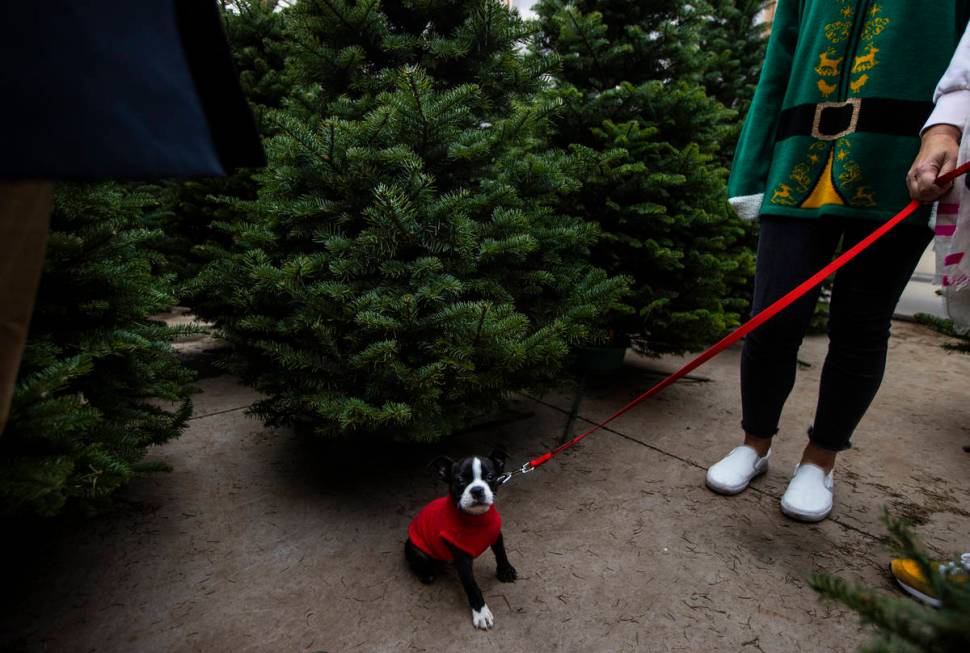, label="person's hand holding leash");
[908,124,962,202]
